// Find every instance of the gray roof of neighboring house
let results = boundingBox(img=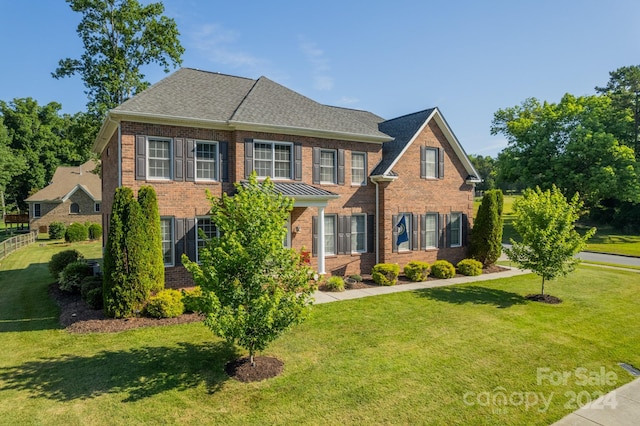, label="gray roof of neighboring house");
[111,68,389,140]
[371,109,436,176]
[25,160,101,203]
